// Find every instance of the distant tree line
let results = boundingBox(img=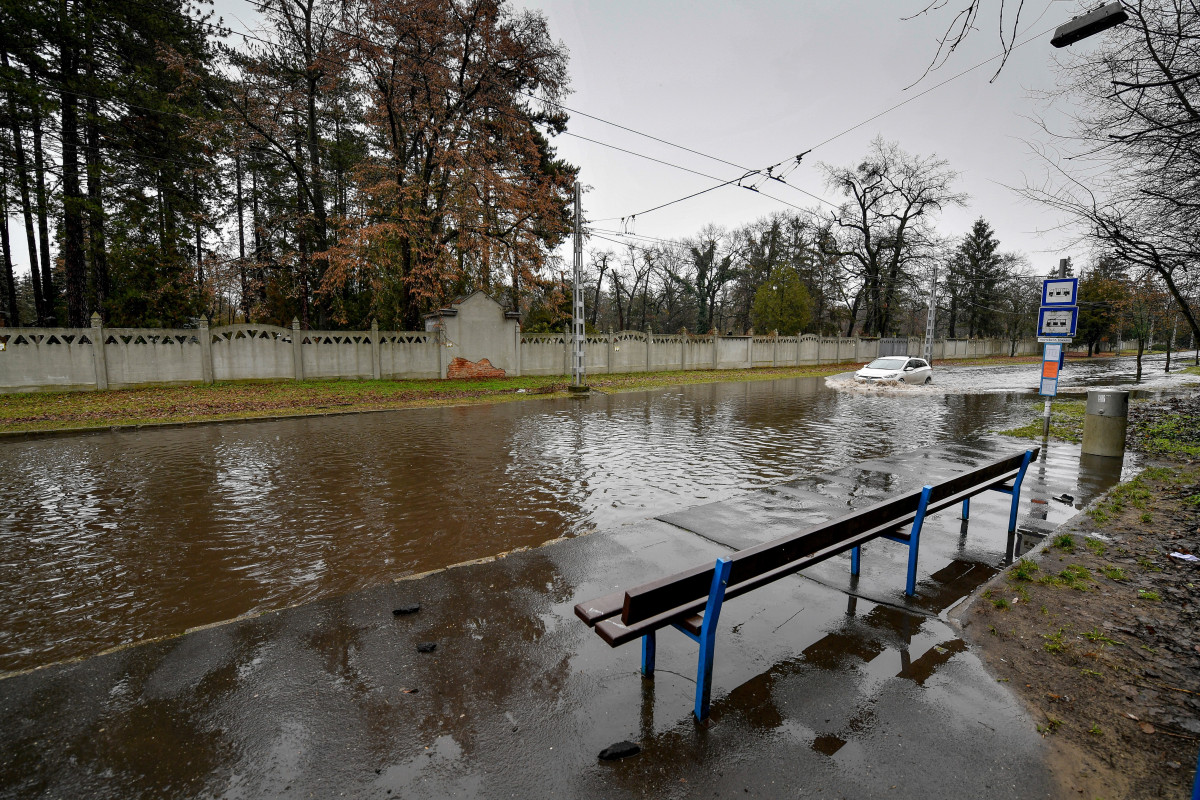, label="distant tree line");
[570,139,1043,345]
